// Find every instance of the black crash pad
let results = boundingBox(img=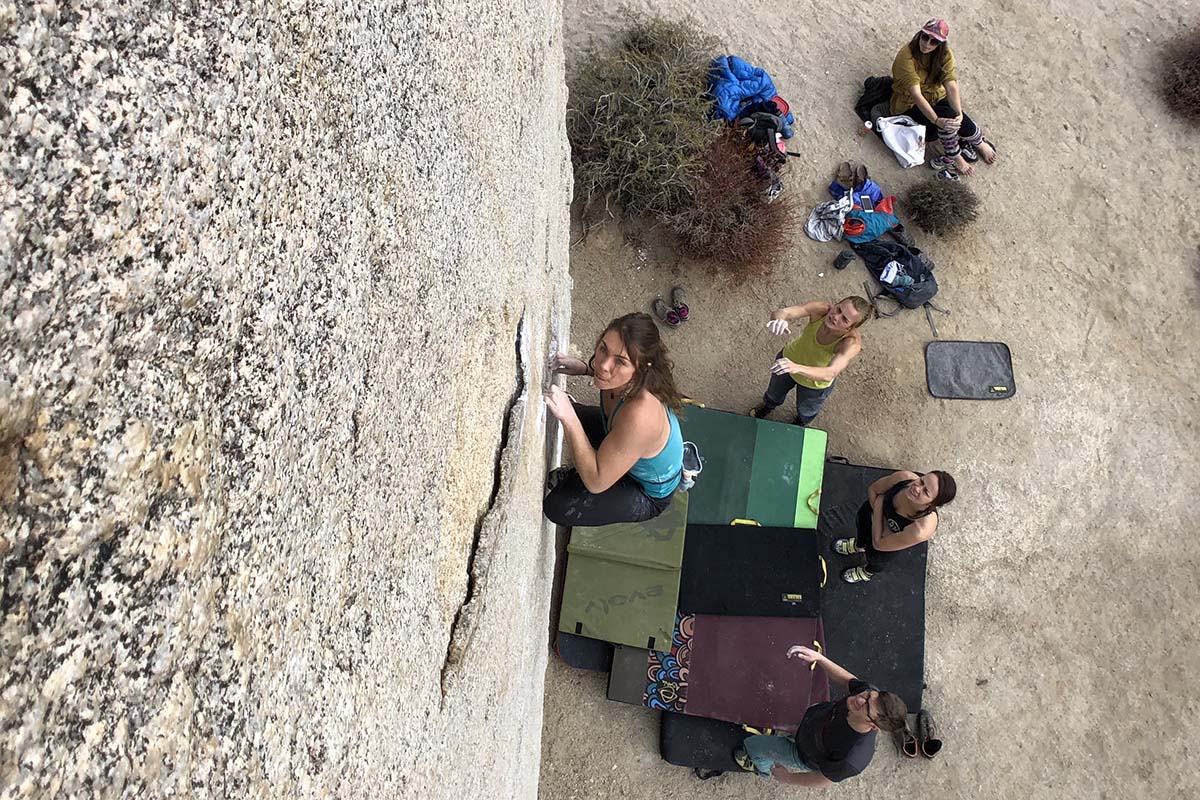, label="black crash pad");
[818,459,926,710]
[679,524,823,617]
